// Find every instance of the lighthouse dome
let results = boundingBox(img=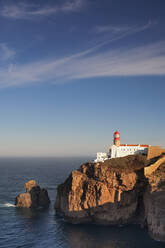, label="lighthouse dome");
[114,131,120,138]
